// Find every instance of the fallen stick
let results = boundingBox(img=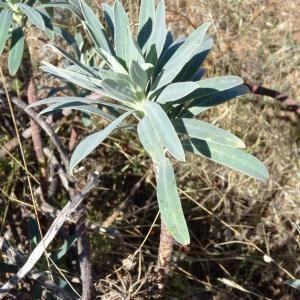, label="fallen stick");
[0,173,99,299]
